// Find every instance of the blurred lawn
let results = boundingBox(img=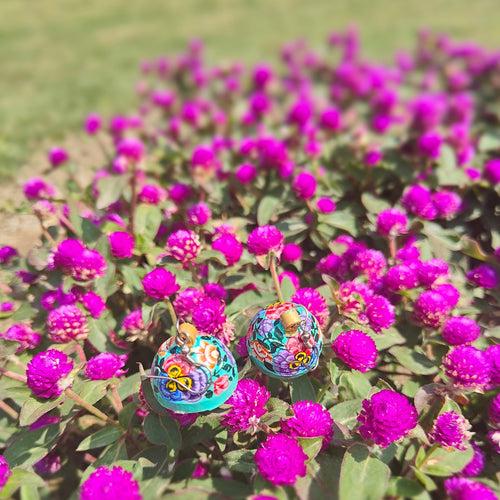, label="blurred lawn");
[1,0,499,179]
